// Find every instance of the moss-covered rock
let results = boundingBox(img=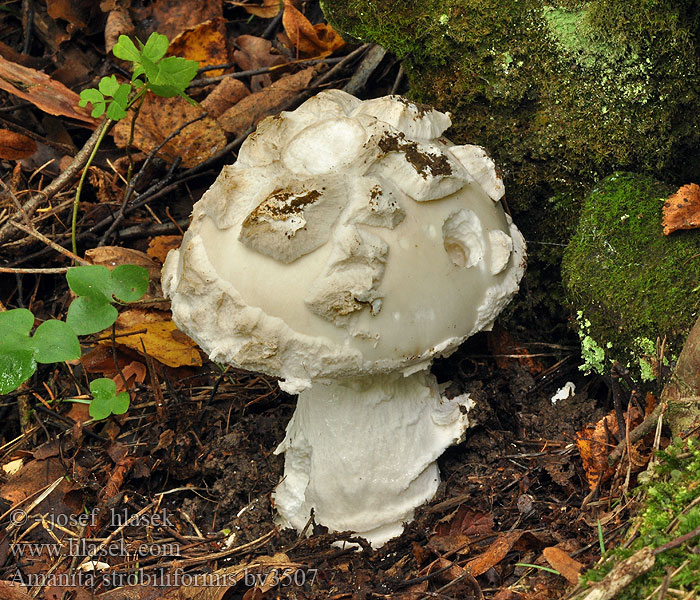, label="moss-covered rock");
[321,0,700,200]
[562,173,700,376]
[321,0,700,332]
